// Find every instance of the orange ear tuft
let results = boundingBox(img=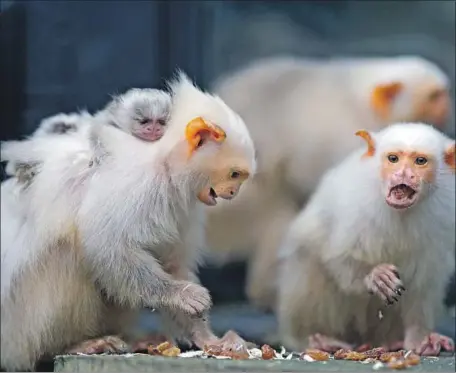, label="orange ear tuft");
[371,82,403,121]
[185,117,226,156]
[355,130,376,158]
[444,142,456,173]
